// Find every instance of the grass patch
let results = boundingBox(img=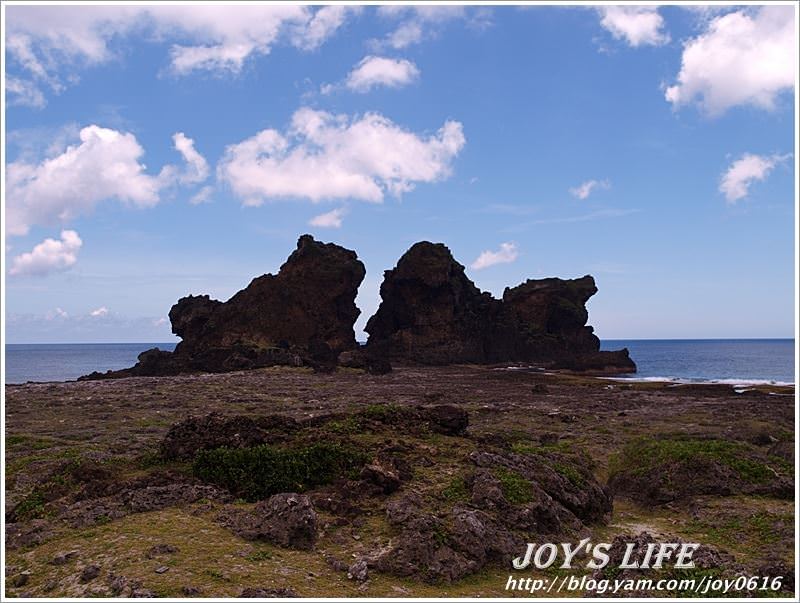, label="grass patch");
[609,437,779,483]
[324,417,363,435]
[441,475,470,502]
[361,403,402,422]
[193,442,368,501]
[493,467,532,504]
[552,461,585,486]
[12,489,49,521]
